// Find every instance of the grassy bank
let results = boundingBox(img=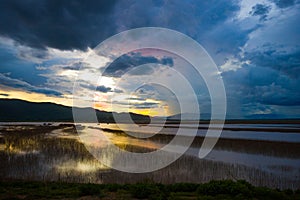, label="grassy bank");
[0,180,299,200]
